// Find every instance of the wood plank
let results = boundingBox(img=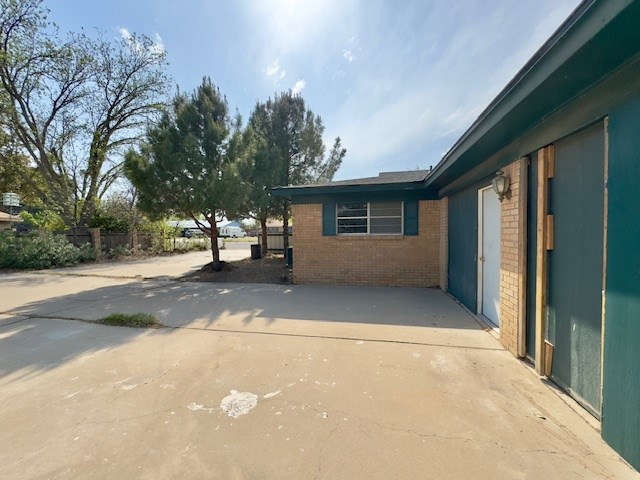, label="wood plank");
[546,214,555,250]
[517,156,528,358]
[535,146,551,376]
[600,117,609,401]
[544,340,554,377]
